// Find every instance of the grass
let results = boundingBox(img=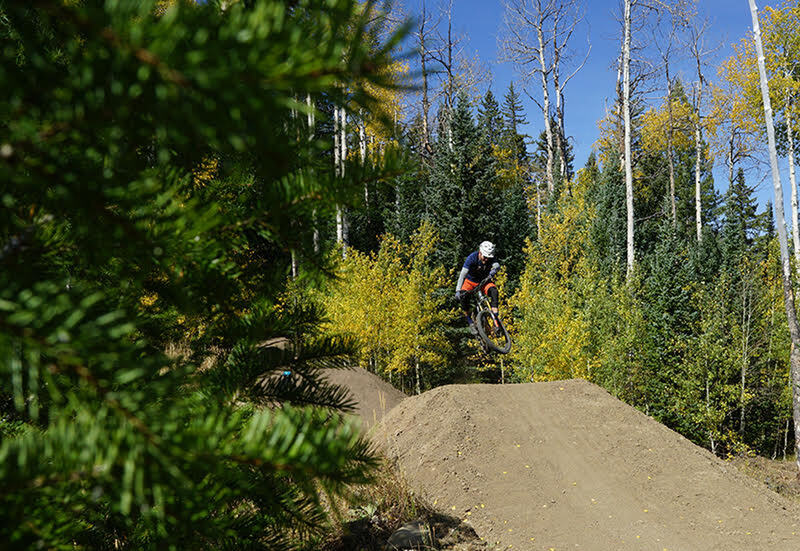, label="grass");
[314,456,486,551]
